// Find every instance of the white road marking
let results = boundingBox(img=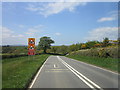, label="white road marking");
[46,69,69,70]
[62,61,95,89]
[54,64,56,68]
[28,56,50,88]
[57,56,103,90]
